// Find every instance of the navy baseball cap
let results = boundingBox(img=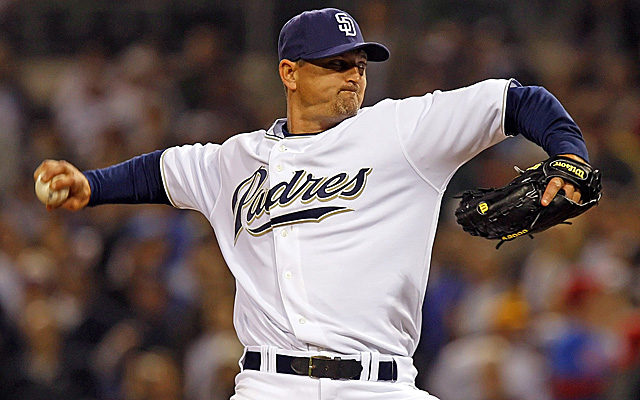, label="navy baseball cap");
[278,8,390,62]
